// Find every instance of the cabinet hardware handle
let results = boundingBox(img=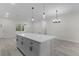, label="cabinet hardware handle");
[21,41,23,45]
[22,38,23,40]
[16,38,18,41]
[29,46,33,51]
[30,42,33,45]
